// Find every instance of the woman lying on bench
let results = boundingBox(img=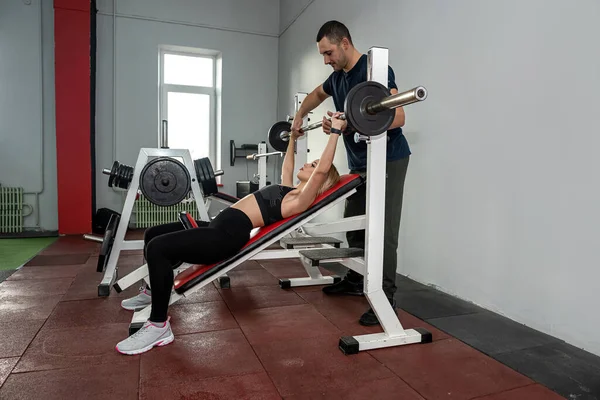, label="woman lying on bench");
[116,113,346,355]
